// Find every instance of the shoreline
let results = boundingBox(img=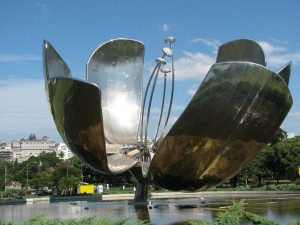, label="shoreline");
[1,191,299,205]
[103,190,300,201]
